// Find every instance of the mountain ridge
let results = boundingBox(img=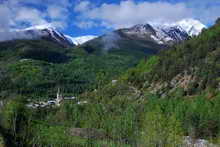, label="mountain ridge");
[0,19,206,48]
[150,18,207,36]
[120,18,206,45]
[84,19,206,55]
